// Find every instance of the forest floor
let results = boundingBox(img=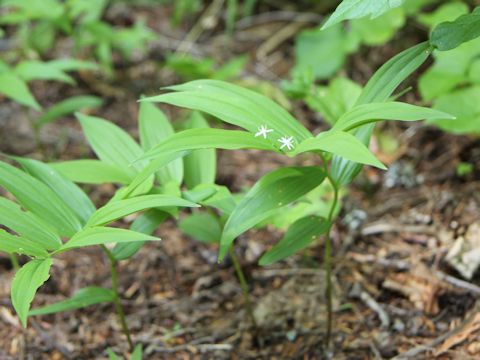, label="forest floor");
[1,4,480,360]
